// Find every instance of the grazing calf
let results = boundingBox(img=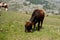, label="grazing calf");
[0,2,8,11]
[25,9,45,32]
